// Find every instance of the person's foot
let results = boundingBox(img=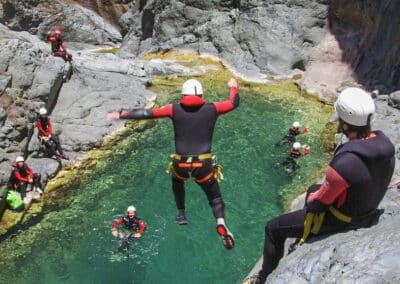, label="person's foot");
[216,224,235,249]
[175,211,188,225]
[241,275,266,284]
[61,154,69,160]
